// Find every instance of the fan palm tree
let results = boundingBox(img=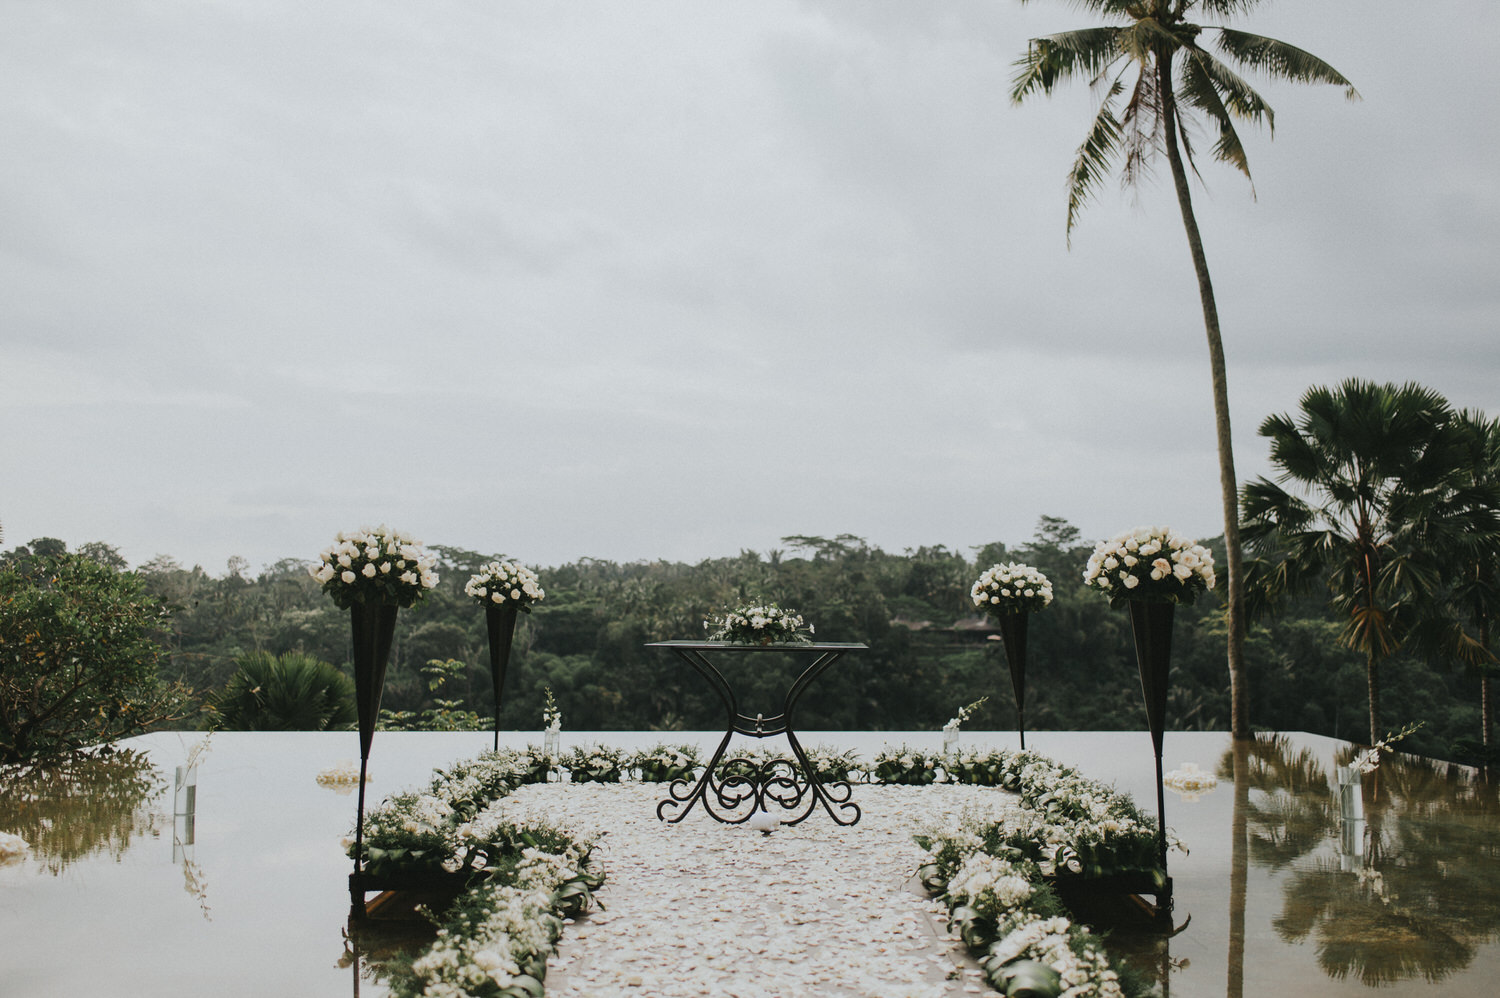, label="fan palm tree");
[211,651,357,731]
[1240,381,1500,745]
[1441,411,1500,756]
[1011,1,1359,739]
